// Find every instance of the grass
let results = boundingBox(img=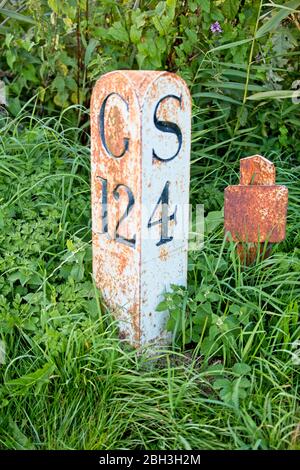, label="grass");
[0,105,299,450]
